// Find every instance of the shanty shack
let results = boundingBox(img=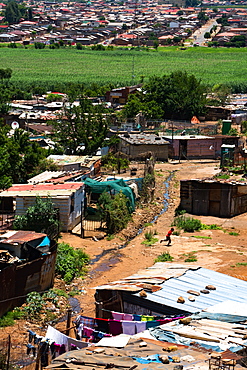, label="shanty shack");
[0,230,56,317]
[0,182,85,232]
[162,135,240,160]
[47,154,101,176]
[95,263,247,317]
[118,133,169,161]
[180,179,247,217]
